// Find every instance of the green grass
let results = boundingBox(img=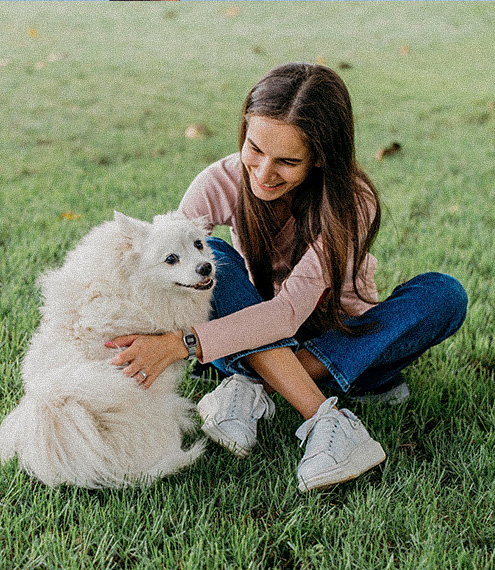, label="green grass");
[1,2,494,568]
